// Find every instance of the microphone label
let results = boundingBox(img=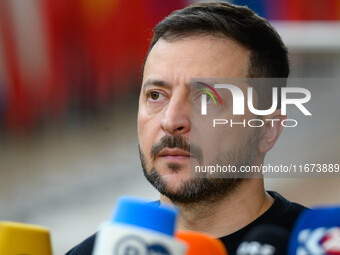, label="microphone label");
[92,224,187,255]
[237,241,275,255]
[296,227,340,254]
[116,235,171,255]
